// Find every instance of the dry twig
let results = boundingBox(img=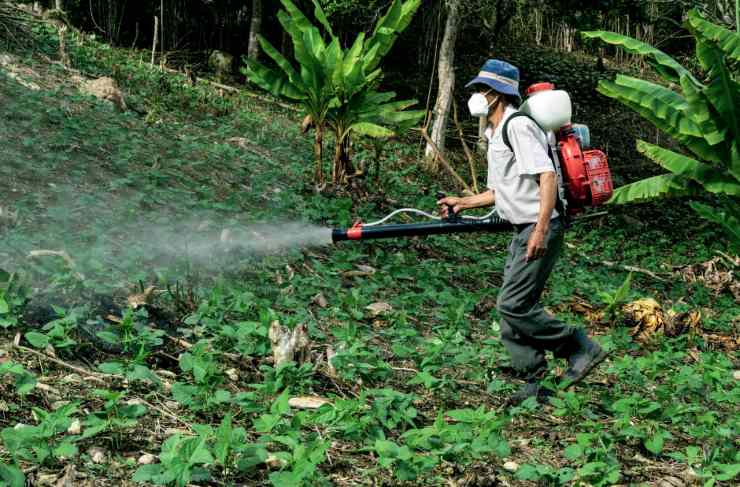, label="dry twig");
[565,242,668,281]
